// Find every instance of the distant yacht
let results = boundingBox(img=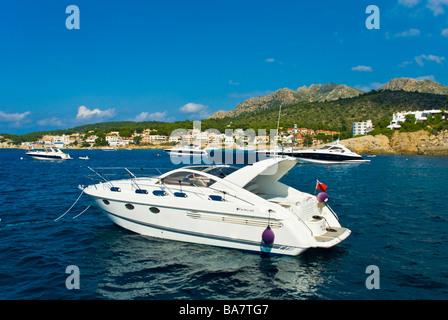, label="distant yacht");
[258,141,370,164]
[292,141,370,164]
[101,146,117,151]
[26,147,72,160]
[164,144,207,156]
